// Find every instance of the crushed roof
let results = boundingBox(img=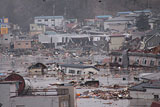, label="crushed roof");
[59,64,100,71]
[129,81,160,91]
